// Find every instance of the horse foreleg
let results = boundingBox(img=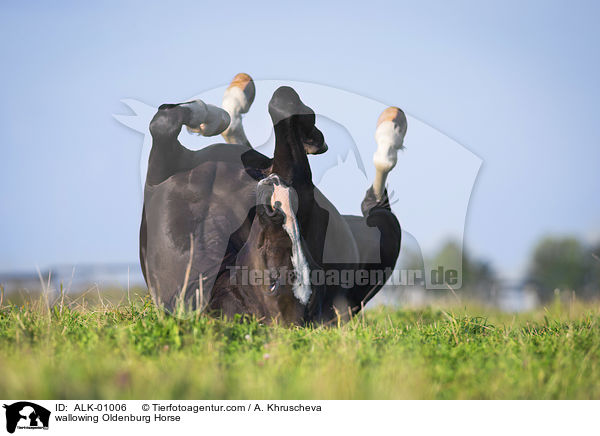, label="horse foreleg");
[221,73,256,147]
[372,106,407,201]
[146,100,230,185]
